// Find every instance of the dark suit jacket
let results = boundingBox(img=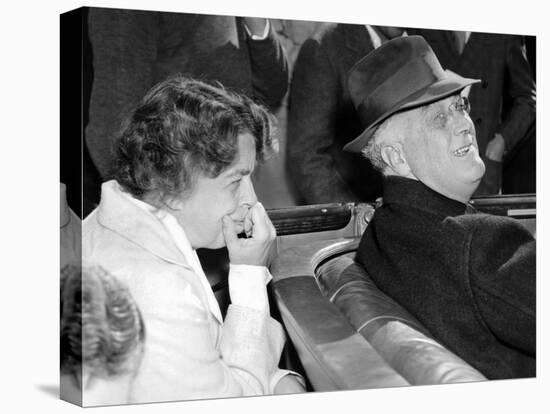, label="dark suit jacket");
[287,24,383,204]
[356,176,536,379]
[86,7,288,178]
[408,29,536,194]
